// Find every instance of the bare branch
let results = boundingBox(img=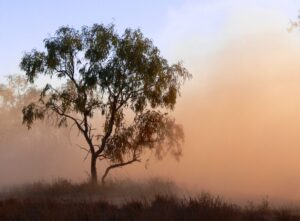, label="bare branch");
[101,157,141,184]
[76,144,89,152]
